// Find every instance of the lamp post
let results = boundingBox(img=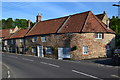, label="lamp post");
[113,1,120,18]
